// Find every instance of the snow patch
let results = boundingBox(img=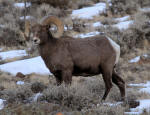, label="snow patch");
[129,81,150,95]
[103,102,123,107]
[0,99,5,110]
[115,16,130,22]
[0,48,3,52]
[33,93,43,102]
[0,50,27,60]
[72,3,106,19]
[129,54,148,63]
[139,82,150,94]
[20,16,33,20]
[140,88,150,94]
[128,83,146,87]
[16,81,25,85]
[113,20,134,30]
[0,25,5,28]
[93,22,103,27]
[0,56,51,75]
[126,99,150,114]
[129,56,140,63]
[75,31,100,38]
[127,82,150,114]
[139,7,150,12]
[14,2,31,8]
